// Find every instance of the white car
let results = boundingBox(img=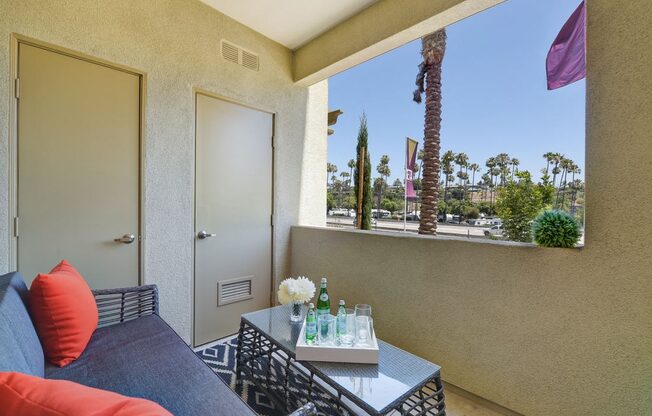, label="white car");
[484,224,503,237]
[352,217,377,226]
